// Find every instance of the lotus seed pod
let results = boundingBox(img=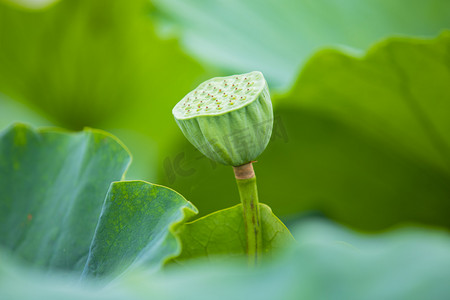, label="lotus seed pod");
[173,71,273,166]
